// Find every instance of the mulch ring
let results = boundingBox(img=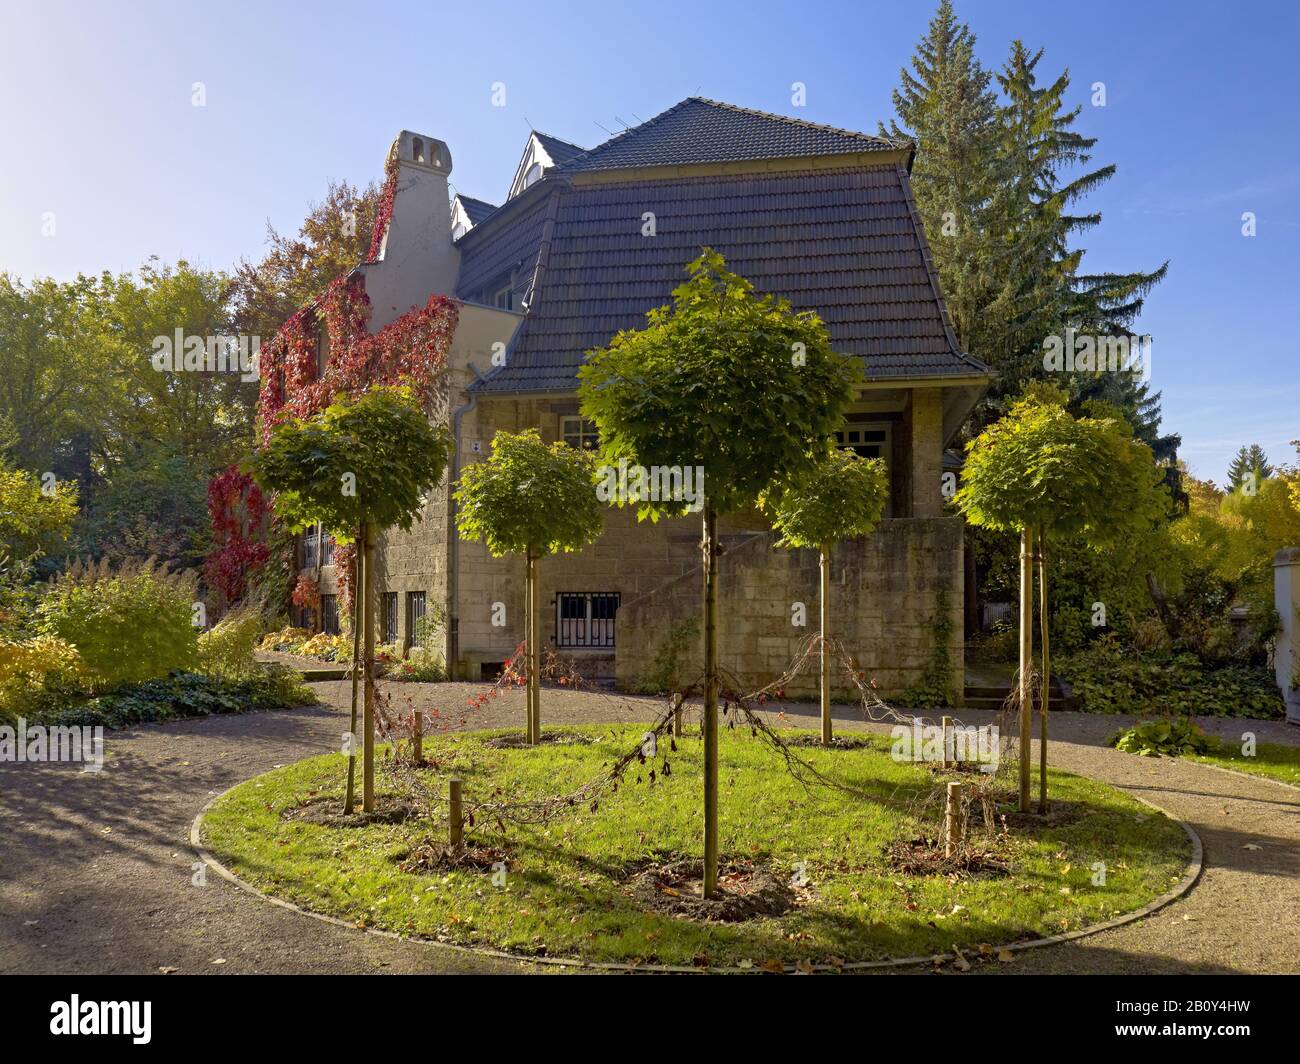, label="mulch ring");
[484,731,596,749]
[885,836,1011,878]
[783,734,876,751]
[393,839,511,874]
[998,799,1086,831]
[283,795,420,828]
[624,856,803,922]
